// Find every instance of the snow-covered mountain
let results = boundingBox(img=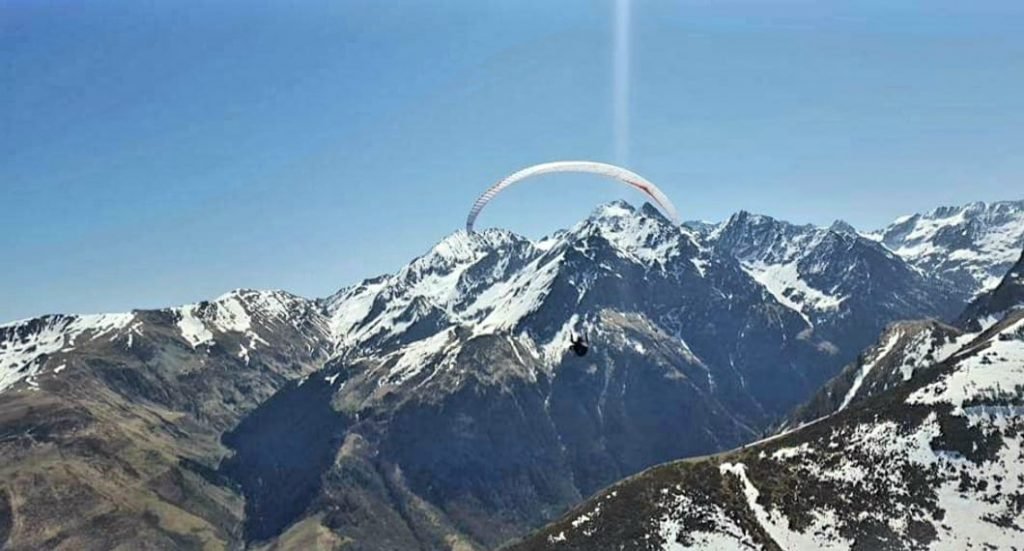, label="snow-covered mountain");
[0,289,333,394]
[870,199,1024,298]
[0,199,1017,550]
[691,211,963,368]
[511,300,1024,551]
